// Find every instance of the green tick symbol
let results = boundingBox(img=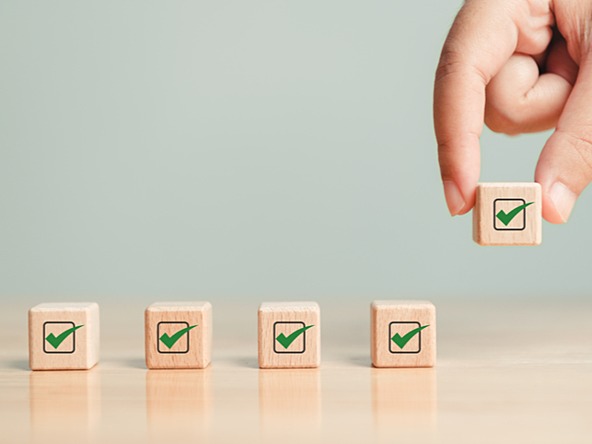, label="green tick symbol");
[275,325,314,349]
[495,202,534,226]
[159,325,197,349]
[45,325,84,349]
[391,324,429,350]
